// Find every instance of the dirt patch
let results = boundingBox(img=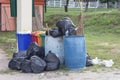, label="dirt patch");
[111,48,120,54]
[0,49,9,71]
